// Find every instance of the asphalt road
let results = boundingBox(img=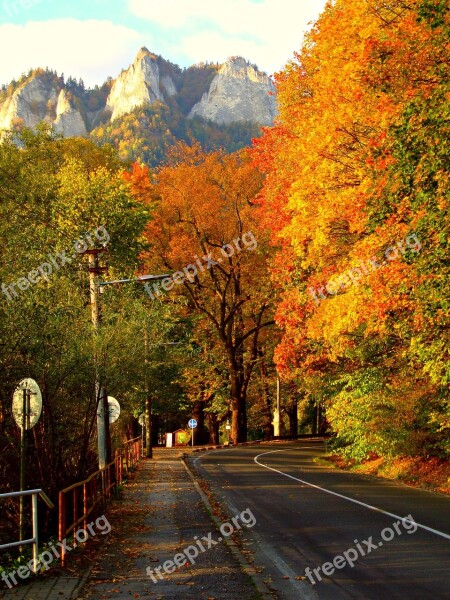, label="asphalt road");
[191,442,450,600]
